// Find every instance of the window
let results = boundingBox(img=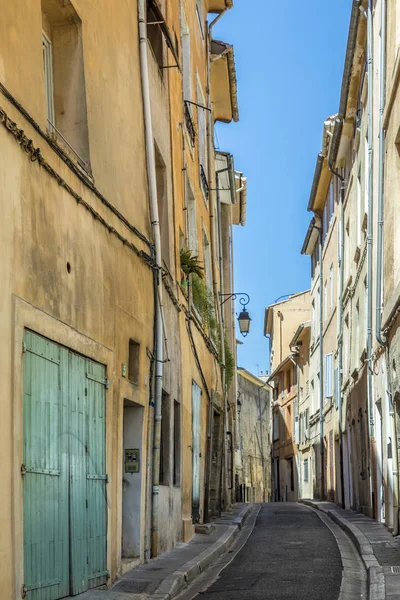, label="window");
[304,459,309,482]
[345,219,350,280]
[155,145,170,268]
[364,277,368,347]
[281,408,286,440]
[187,179,198,254]
[329,264,334,312]
[203,229,212,293]
[311,379,315,413]
[304,408,309,436]
[311,243,320,279]
[196,0,205,37]
[311,300,316,342]
[357,167,362,247]
[42,32,55,127]
[364,136,369,216]
[324,353,333,399]
[293,364,297,386]
[289,458,294,491]
[160,392,170,485]
[355,300,360,362]
[293,400,298,443]
[41,0,90,169]
[197,80,208,200]
[173,401,181,486]
[273,411,280,441]
[147,5,164,70]
[306,380,310,396]
[181,15,191,100]
[287,368,291,393]
[324,281,328,322]
[334,367,339,409]
[344,316,349,375]
[128,339,140,384]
